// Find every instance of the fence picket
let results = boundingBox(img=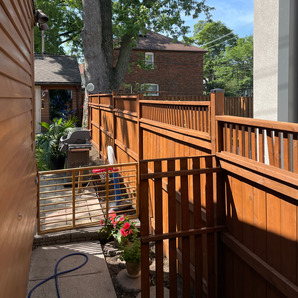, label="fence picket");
[180,157,191,296]
[154,160,164,297]
[294,135,298,173]
[140,161,150,298]
[193,157,203,297]
[267,129,275,166]
[167,159,177,298]
[206,156,216,297]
